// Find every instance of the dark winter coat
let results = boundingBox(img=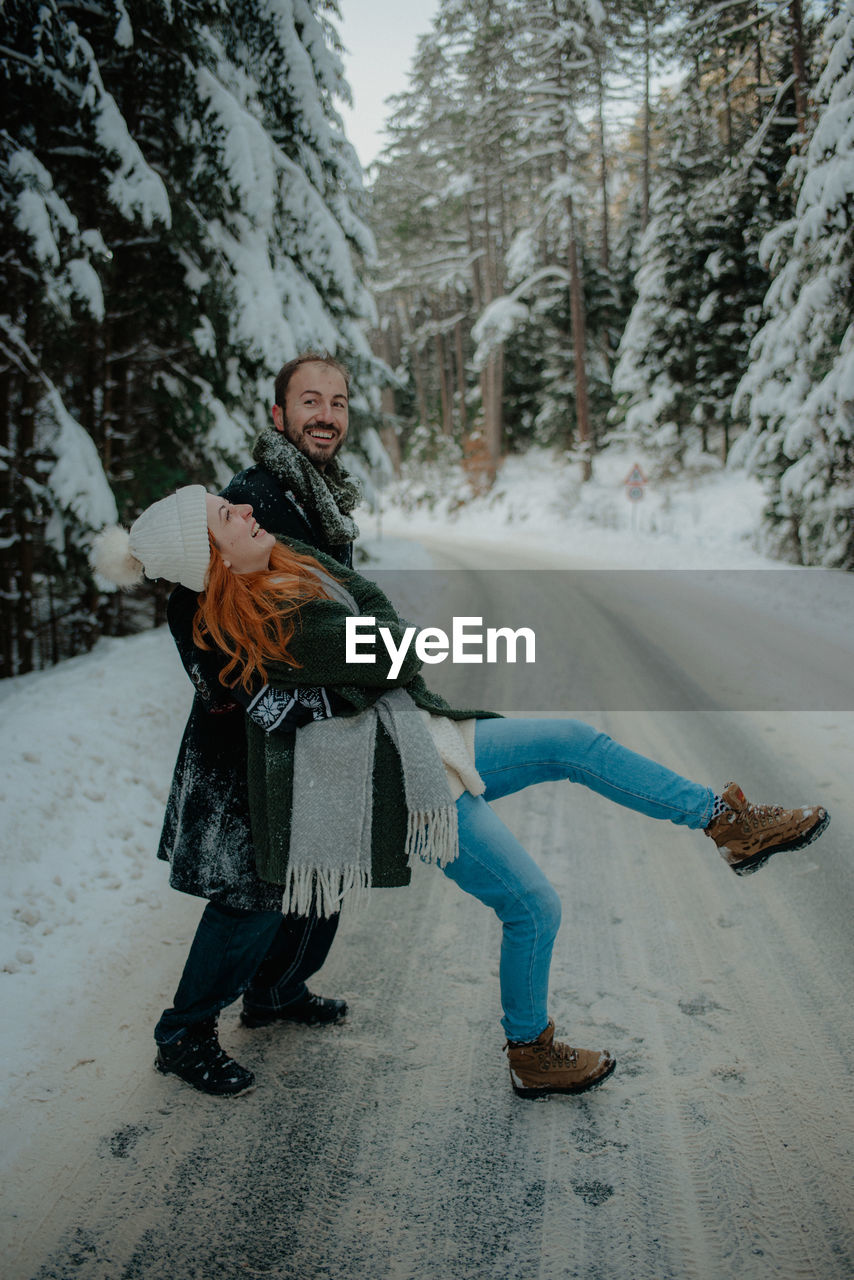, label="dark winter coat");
[157,464,353,910]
